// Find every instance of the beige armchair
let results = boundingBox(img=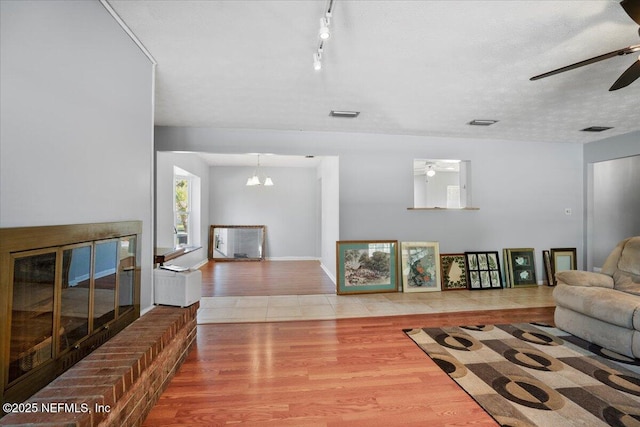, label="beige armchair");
[553,236,640,358]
